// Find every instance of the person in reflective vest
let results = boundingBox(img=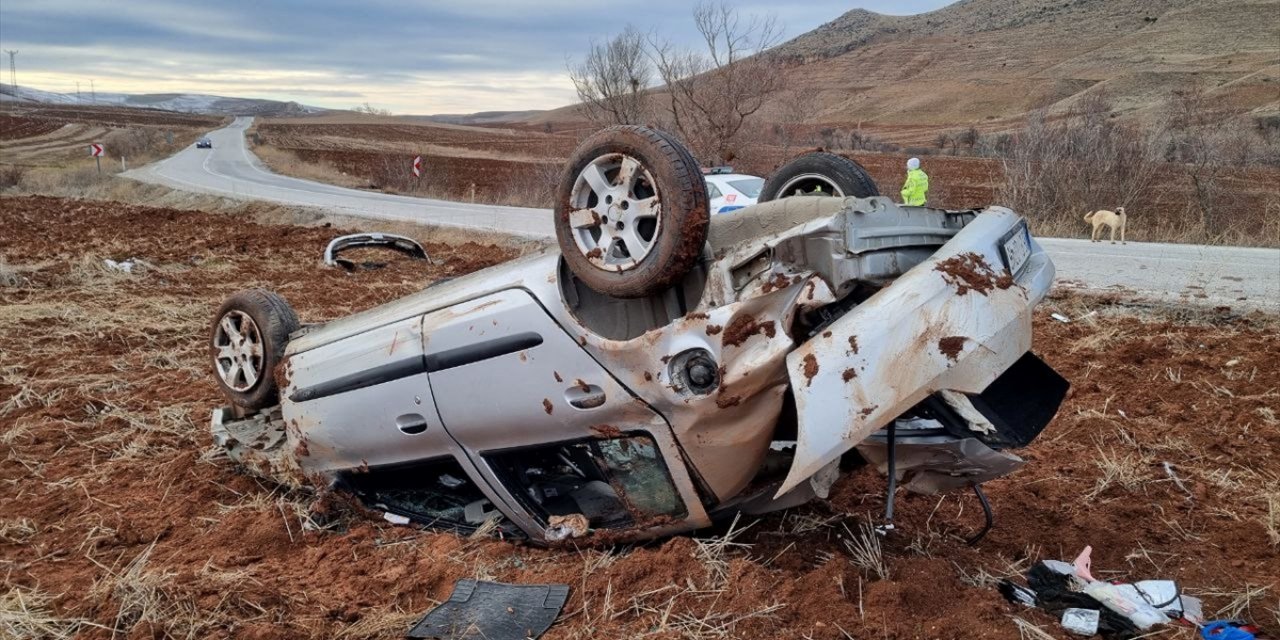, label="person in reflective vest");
[900,157,929,206]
